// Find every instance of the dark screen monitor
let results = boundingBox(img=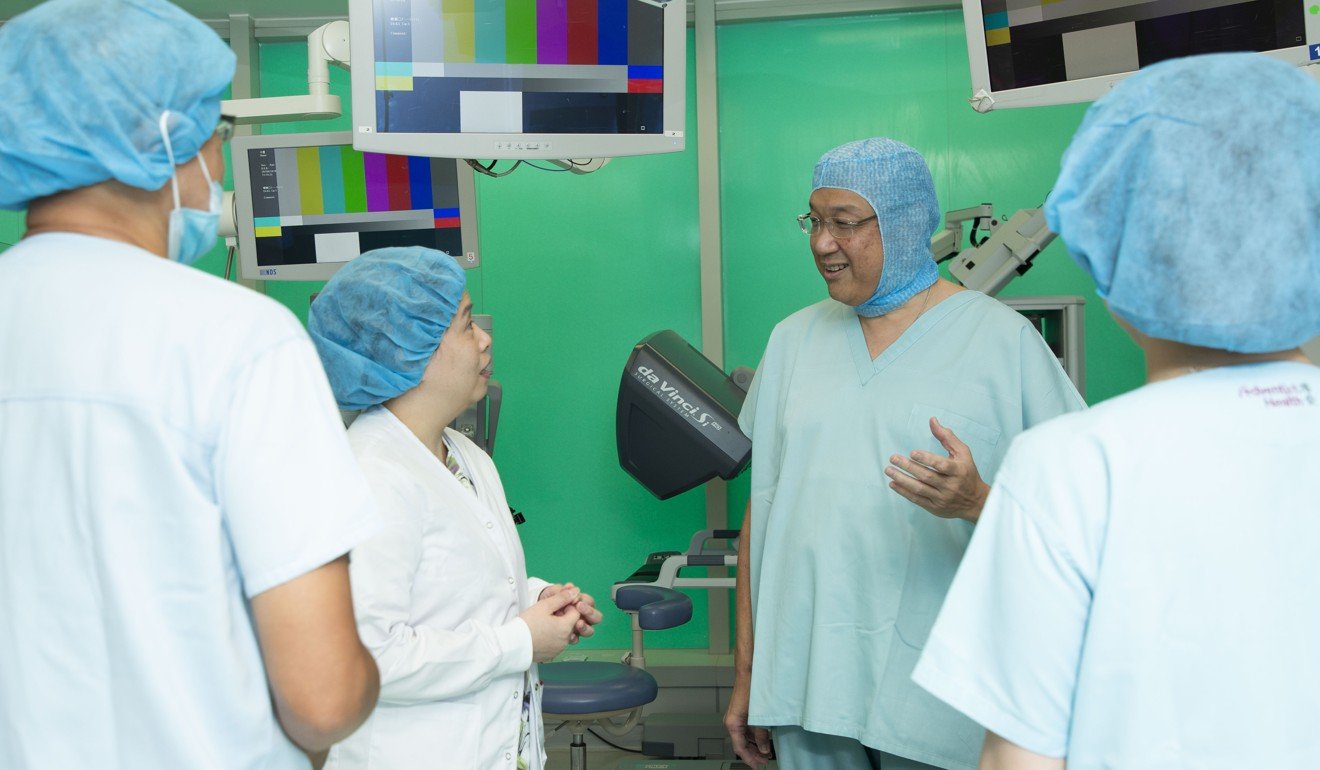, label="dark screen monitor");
[617,330,751,501]
[963,0,1319,110]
